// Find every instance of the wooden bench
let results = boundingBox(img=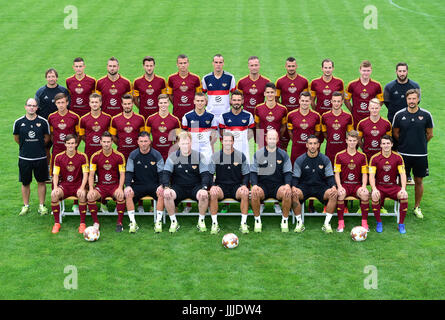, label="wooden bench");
[300,196,400,223]
[59,196,165,223]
